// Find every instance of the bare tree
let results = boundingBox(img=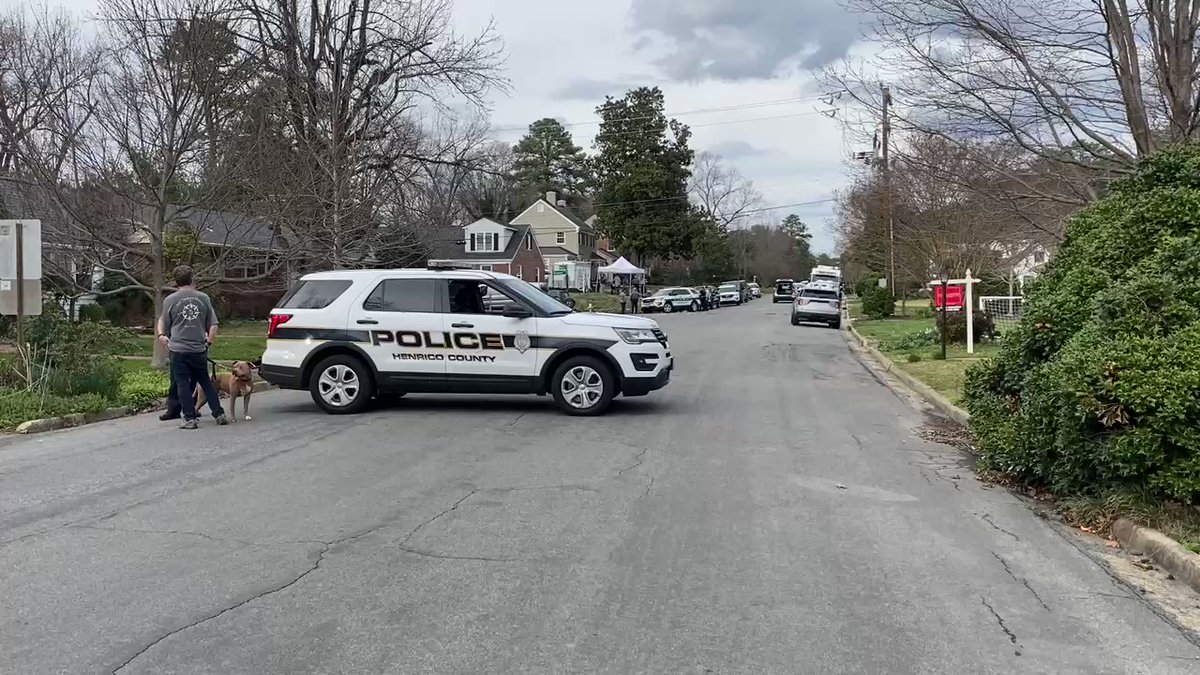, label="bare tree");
[233,0,505,272]
[689,151,763,230]
[0,5,101,180]
[825,0,1200,225]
